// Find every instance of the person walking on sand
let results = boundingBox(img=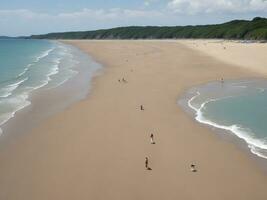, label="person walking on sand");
[145,157,152,170]
[150,133,155,144]
[122,78,127,83]
[190,164,197,172]
[145,157,149,169]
